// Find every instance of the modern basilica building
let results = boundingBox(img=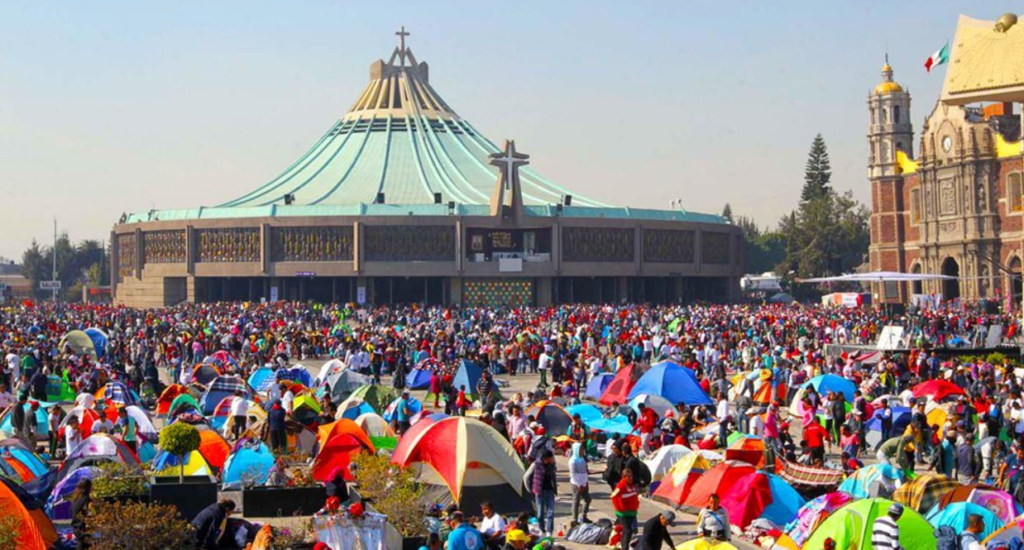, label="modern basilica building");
[112,31,742,307]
